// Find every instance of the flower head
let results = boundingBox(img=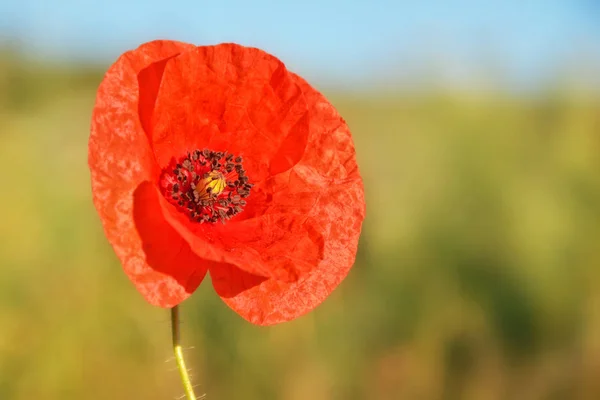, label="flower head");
[89,40,365,325]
